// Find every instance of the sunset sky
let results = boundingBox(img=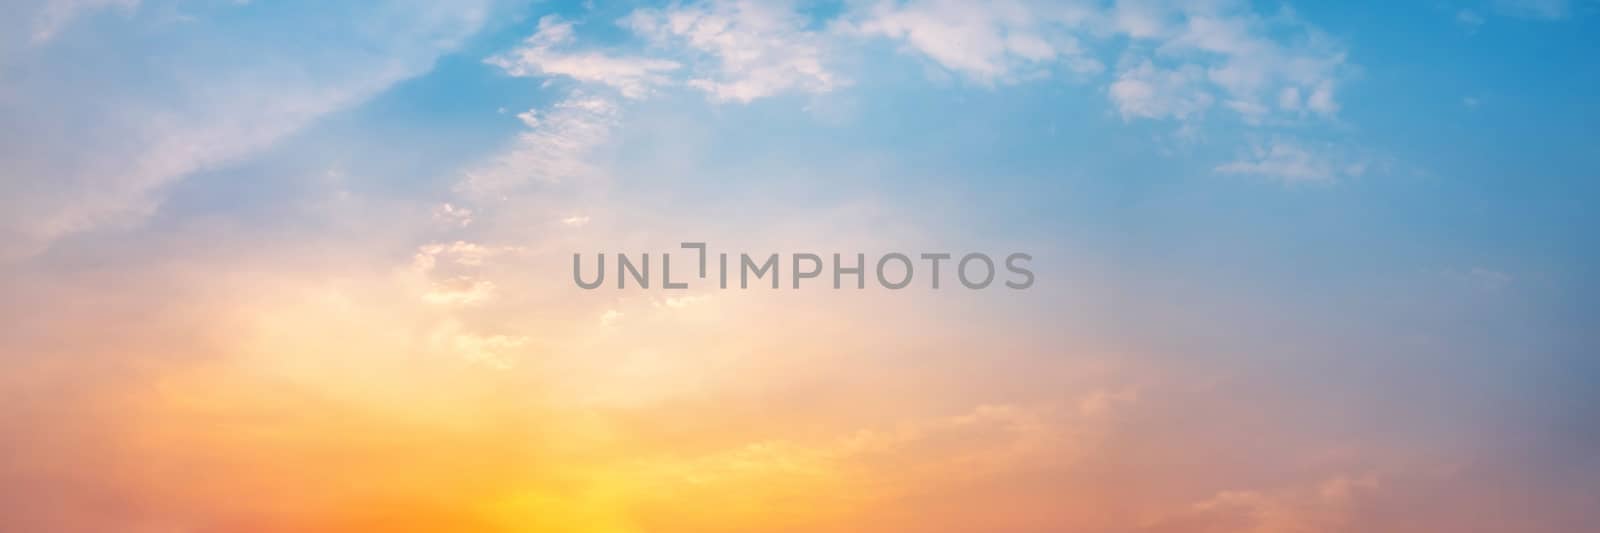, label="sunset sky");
[1,1,1597,531]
